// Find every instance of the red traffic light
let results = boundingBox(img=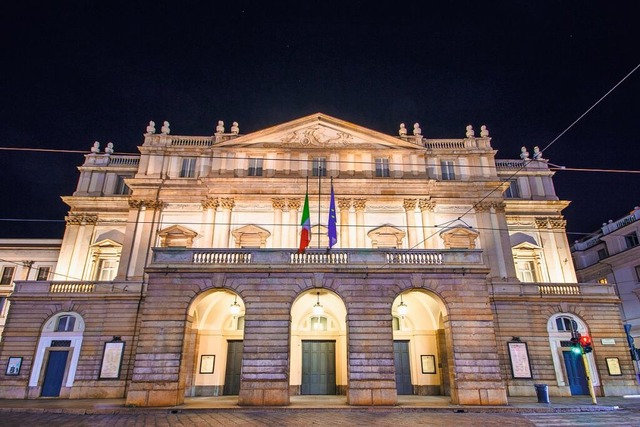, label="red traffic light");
[579,335,592,347]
